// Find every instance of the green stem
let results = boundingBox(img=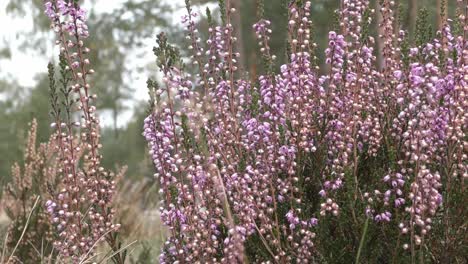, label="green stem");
[355,217,370,264]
